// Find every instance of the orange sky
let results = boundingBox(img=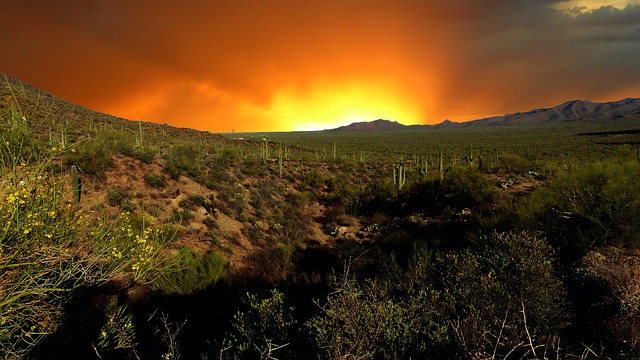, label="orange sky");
[2,1,640,132]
